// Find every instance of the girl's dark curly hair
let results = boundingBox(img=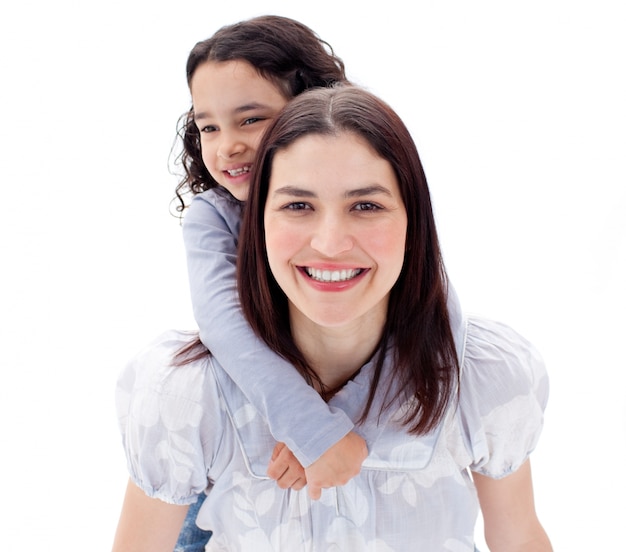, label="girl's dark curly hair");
[172,15,347,215]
